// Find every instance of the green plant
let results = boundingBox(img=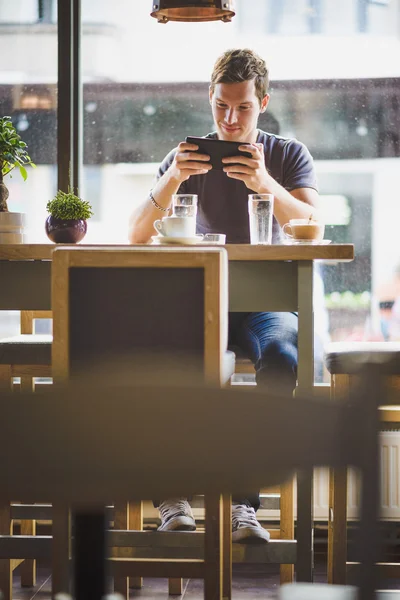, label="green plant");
[46,188,94,220]
[0,116,35,212]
